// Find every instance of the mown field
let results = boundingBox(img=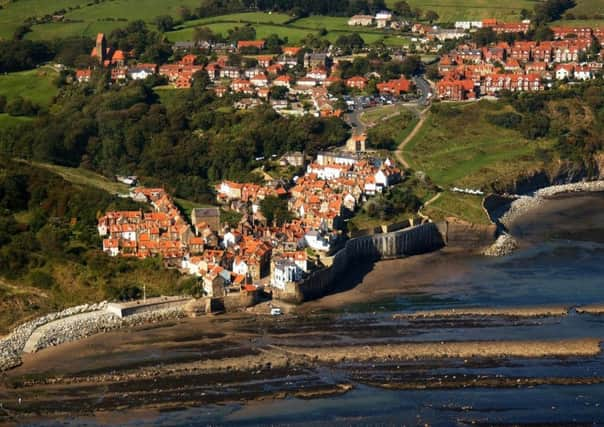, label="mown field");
[402,101,553,189]
[0,67,59,106]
